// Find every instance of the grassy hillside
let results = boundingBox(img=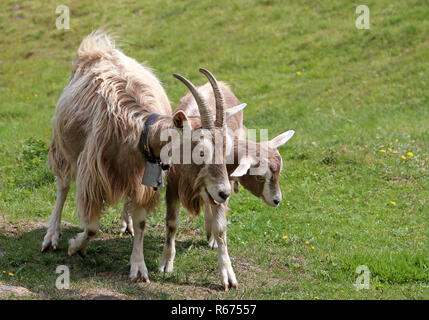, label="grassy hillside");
[0,0,428,299]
